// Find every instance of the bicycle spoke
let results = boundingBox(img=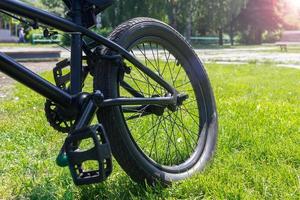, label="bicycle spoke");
[136,45,160,74]
[149,42,159,74]
[126,52,164,96]
[180,105,200,125]
[172,111,194,153]
[123,40,203,167]
[176,80,192,89]
[166,53,175,86]
[149,116,163,159]
[167,113,189,158]
[168,111,198,146]
[164,114,176,164]
[121,81,145,98]
[127,73,144,95]
[137,43,166,96]
[161,48,171,76]
[156,43,160,73]
[161,115,184,163]
[173,61,183,84]
[136,116,161,142]
[134,68,165,95]
[125,105,150,120]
